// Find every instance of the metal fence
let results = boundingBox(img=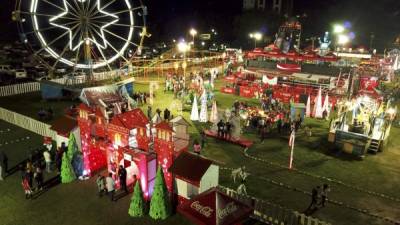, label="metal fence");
[0,107,56,139]
[219,186,331,225]
[0,82,40,97]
